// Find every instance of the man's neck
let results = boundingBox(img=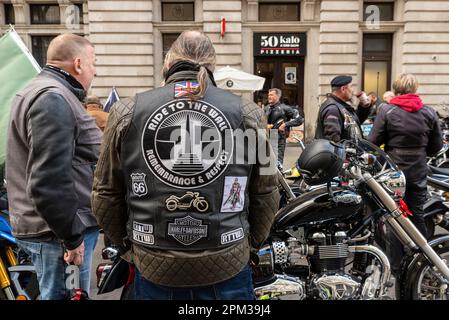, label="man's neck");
[45,64,84,91]
[332,93,347,102]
